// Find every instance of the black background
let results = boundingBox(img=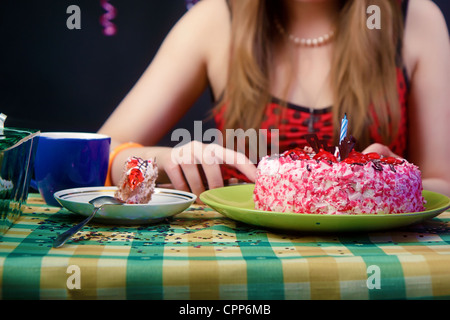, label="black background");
[0,0,448,146]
